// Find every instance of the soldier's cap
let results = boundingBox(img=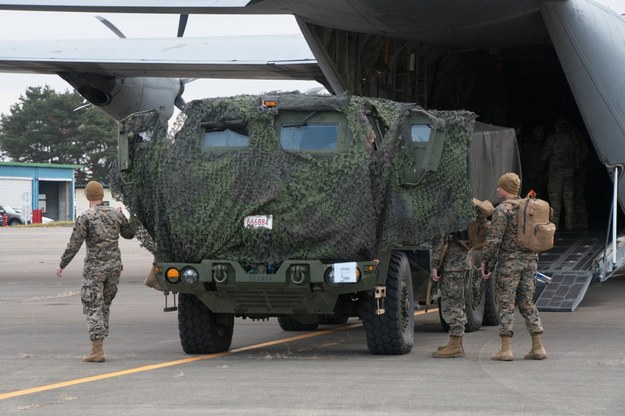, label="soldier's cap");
[472,198,495,218]
[85,181,104,201]
[497,173,521,195]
